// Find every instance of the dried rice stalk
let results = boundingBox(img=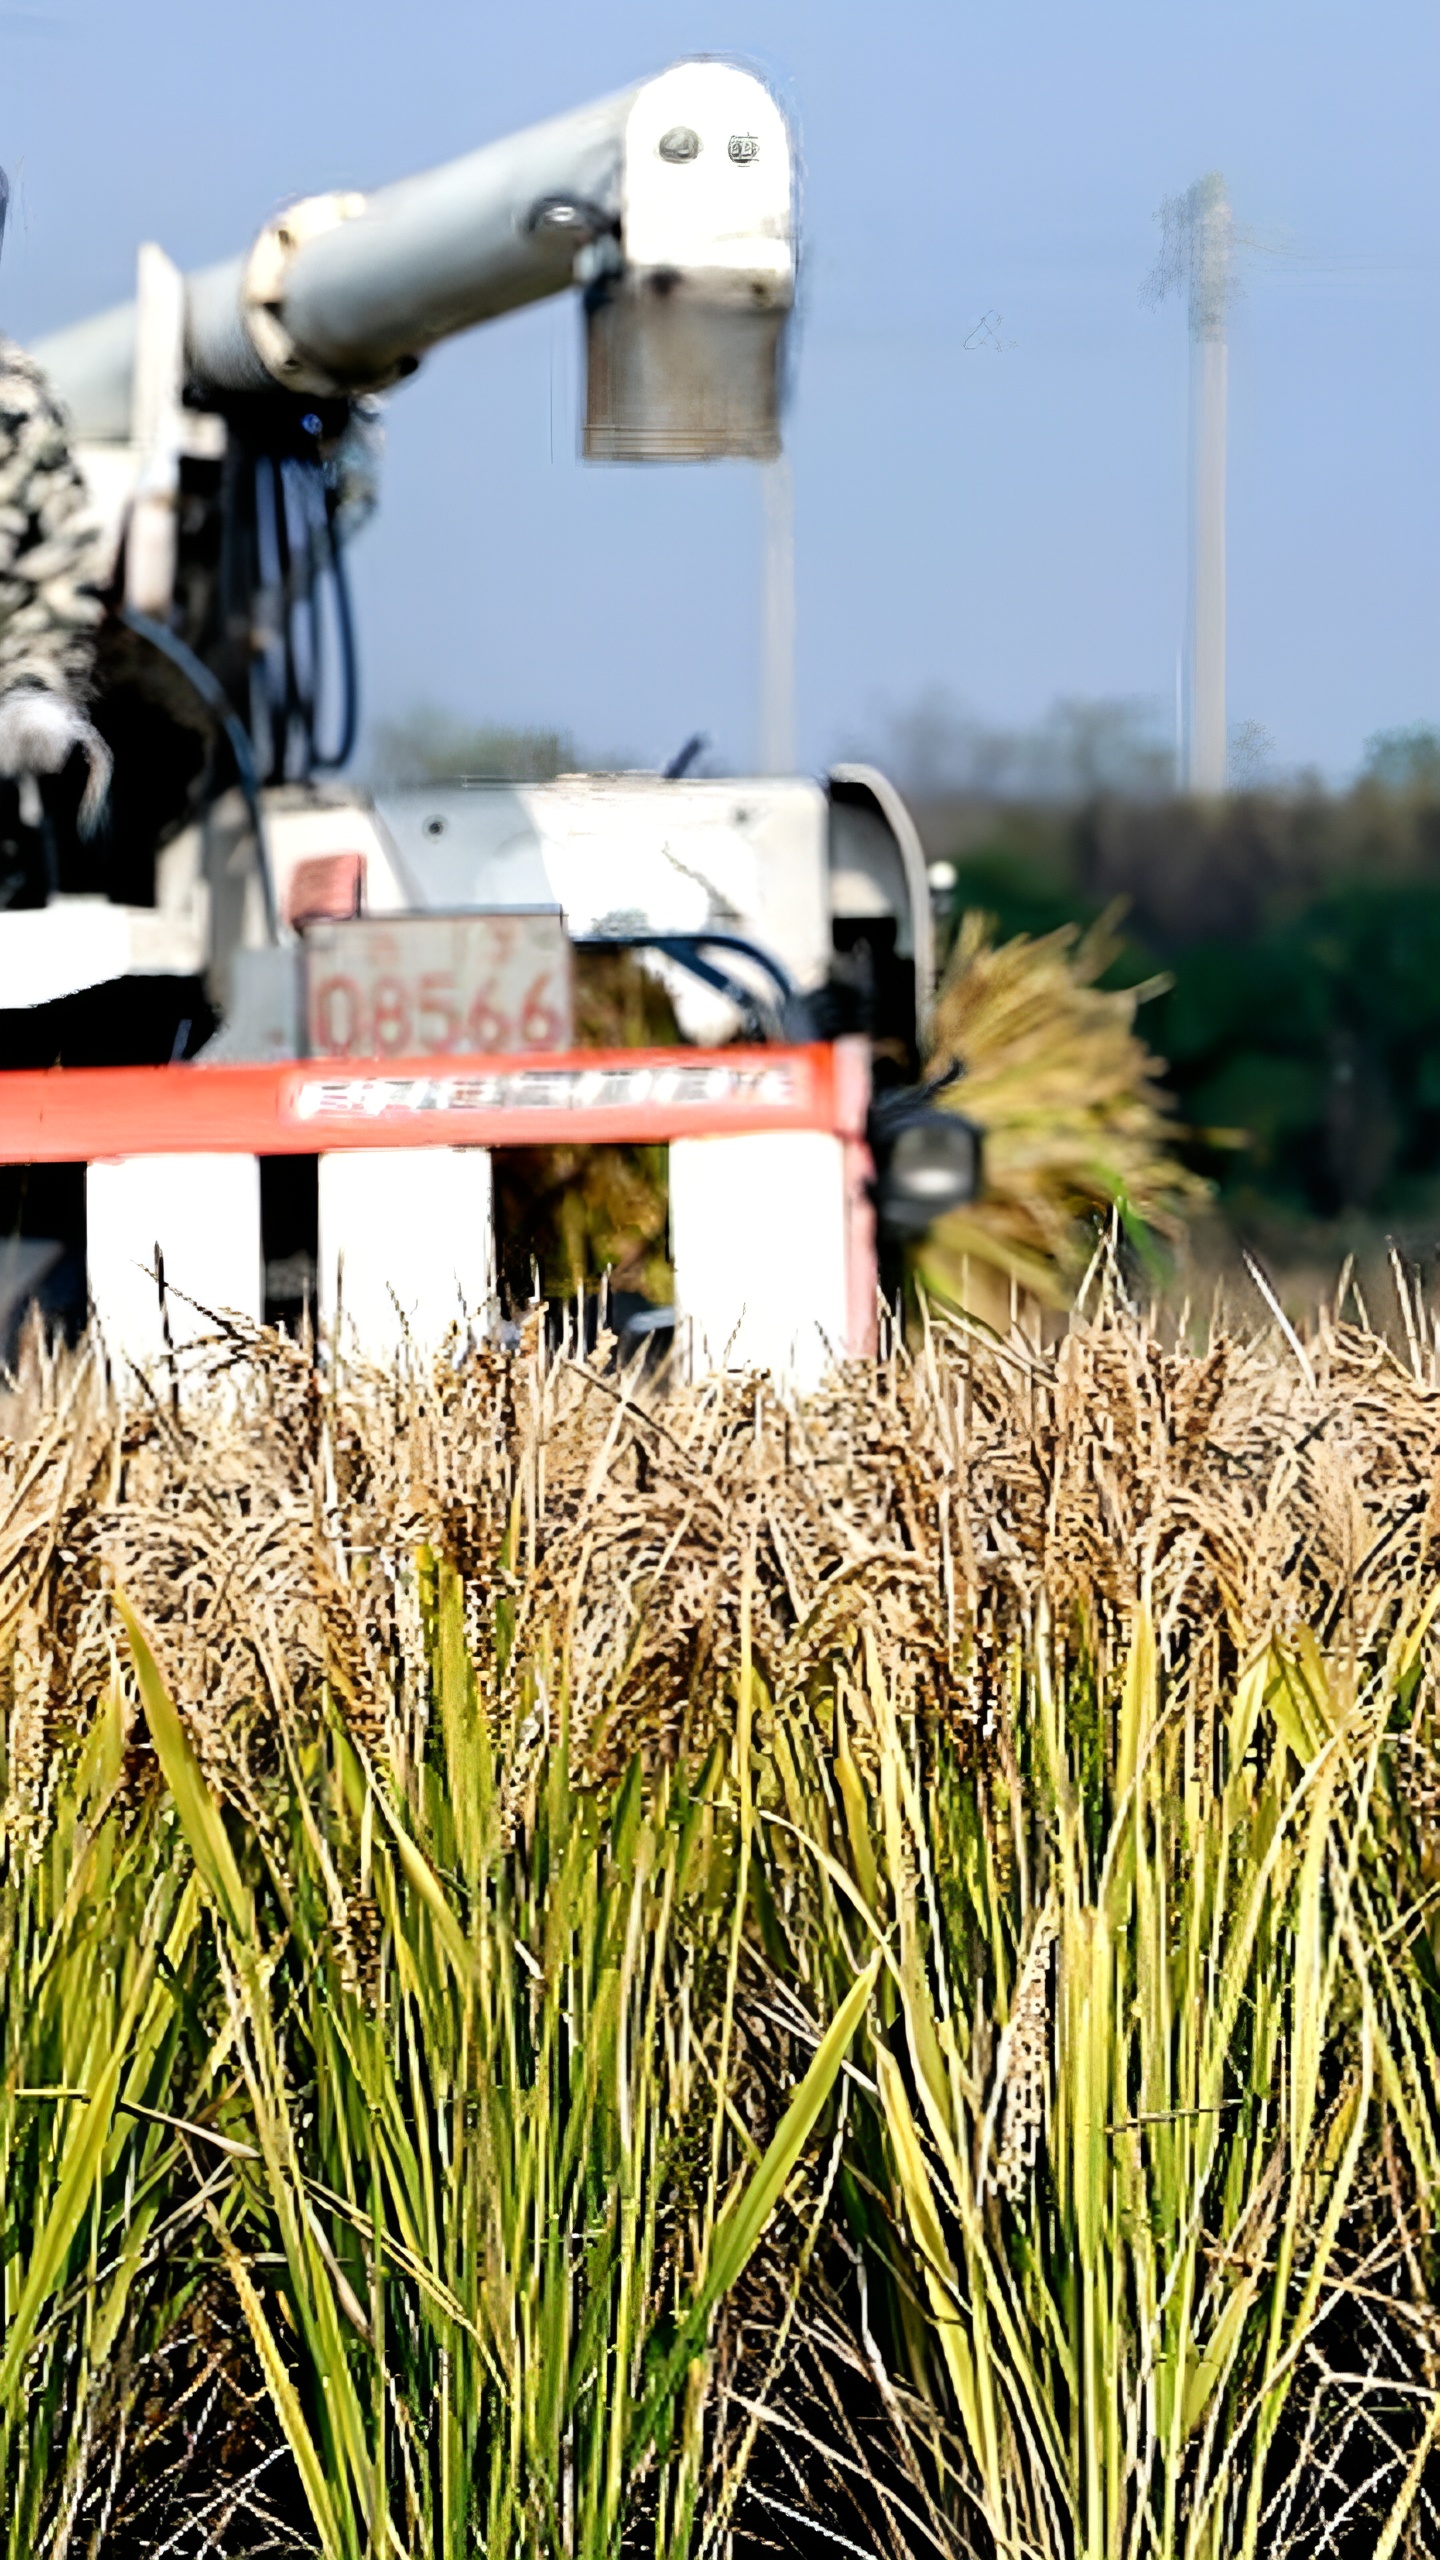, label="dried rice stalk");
[922,907,1208,1307]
